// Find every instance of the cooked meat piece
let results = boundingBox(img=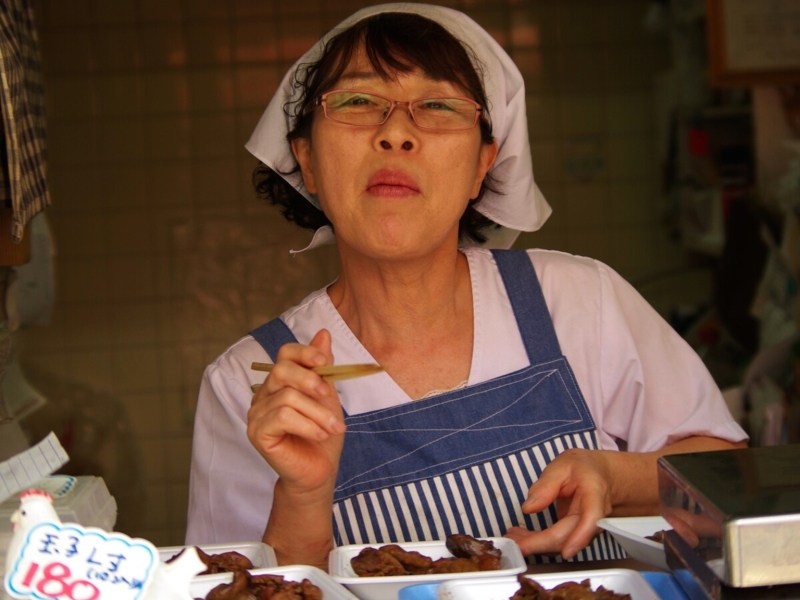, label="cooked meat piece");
[300,578,324,600]
[251,575,323,600]
[428,557,480,573]
[200,548,256,574]
[169,547,255,575]
[549,580,600,600]
[510,574,631,600]
[510,574,548,600]
[645,530,666,544]
[204,570,256,600]
[260,577,322,600]
[550,580,630,600]
[267,590,303,600]
[200,572,324,600]
[379,544,434,574]
[351,547,408,576]
[167,547,186,562]
[250,573,289,598]
[591,584,631,600]
[351,534,505,577]
[470,553,501,571]
[446,534,502,560]
[445,534,501,571]
[250,574,286,587]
